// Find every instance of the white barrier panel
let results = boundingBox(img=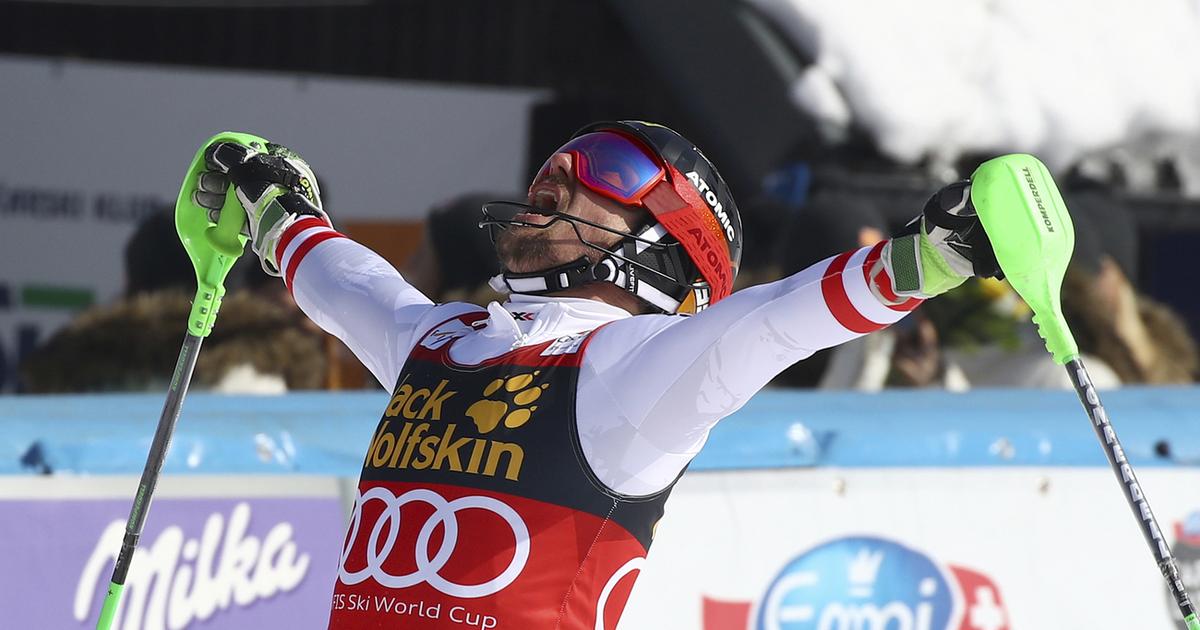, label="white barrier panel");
[6,467,1200,628]
[626,468,1200,630]
[1,475,350,630]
